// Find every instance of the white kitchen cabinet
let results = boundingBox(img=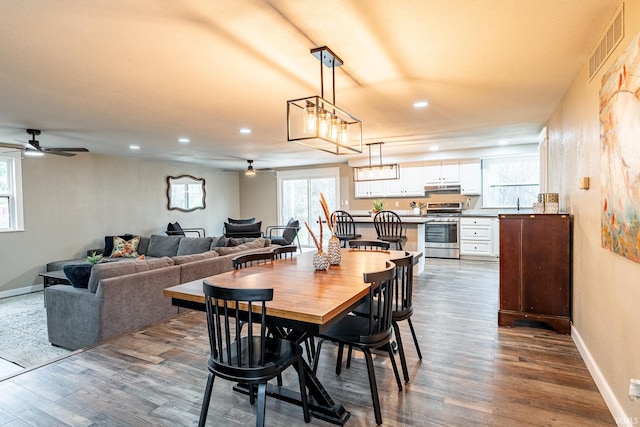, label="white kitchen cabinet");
[460,216,498,260]
[424,161,459,184]
[354,177,385,198]
[459,160,482,195]
[385,163,424,197]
